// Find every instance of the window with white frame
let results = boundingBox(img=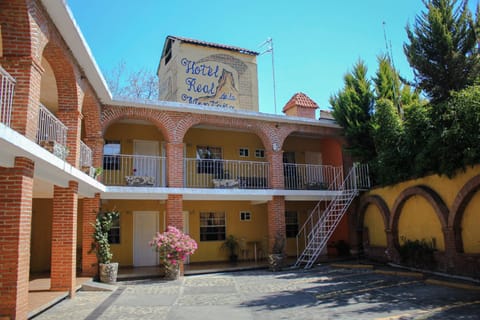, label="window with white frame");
[239,147,249,157]
[240,211,251,221]
[255,149,265,158]
[200,212,226,241]
[103,140,121,170]
[285,211,298,238]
